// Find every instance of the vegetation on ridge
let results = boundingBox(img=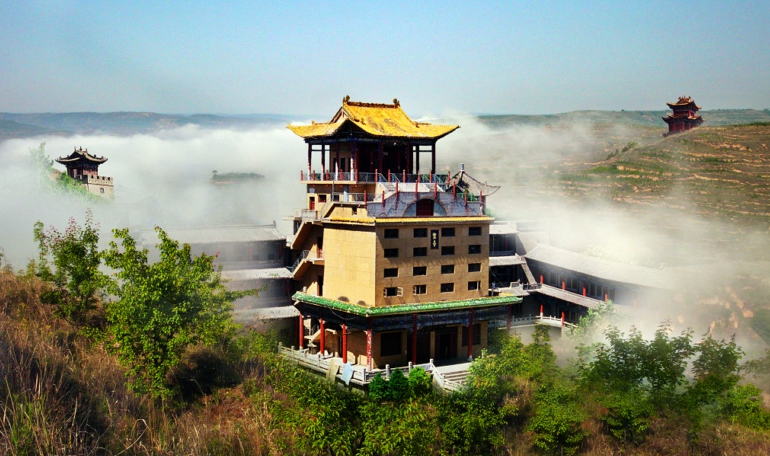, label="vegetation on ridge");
[3,213,770,455]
